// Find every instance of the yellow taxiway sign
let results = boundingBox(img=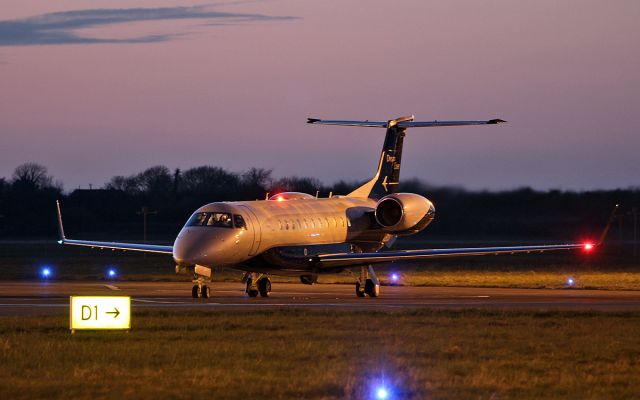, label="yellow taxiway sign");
[70,296,131,331]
